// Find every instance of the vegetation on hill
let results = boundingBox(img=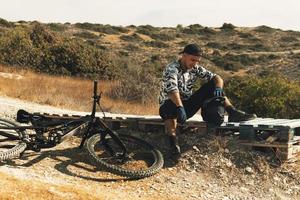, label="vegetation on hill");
[0,18,299,117]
